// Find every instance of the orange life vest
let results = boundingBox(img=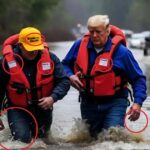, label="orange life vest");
[74,25,127,96]
[2,35,54,107]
